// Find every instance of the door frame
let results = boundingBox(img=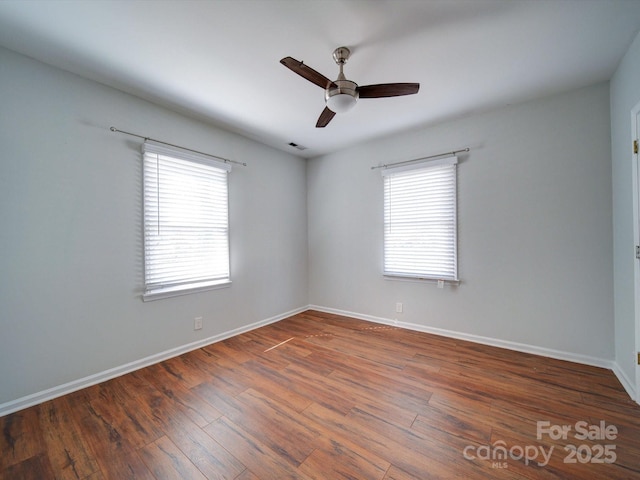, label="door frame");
[631,101,640,403]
